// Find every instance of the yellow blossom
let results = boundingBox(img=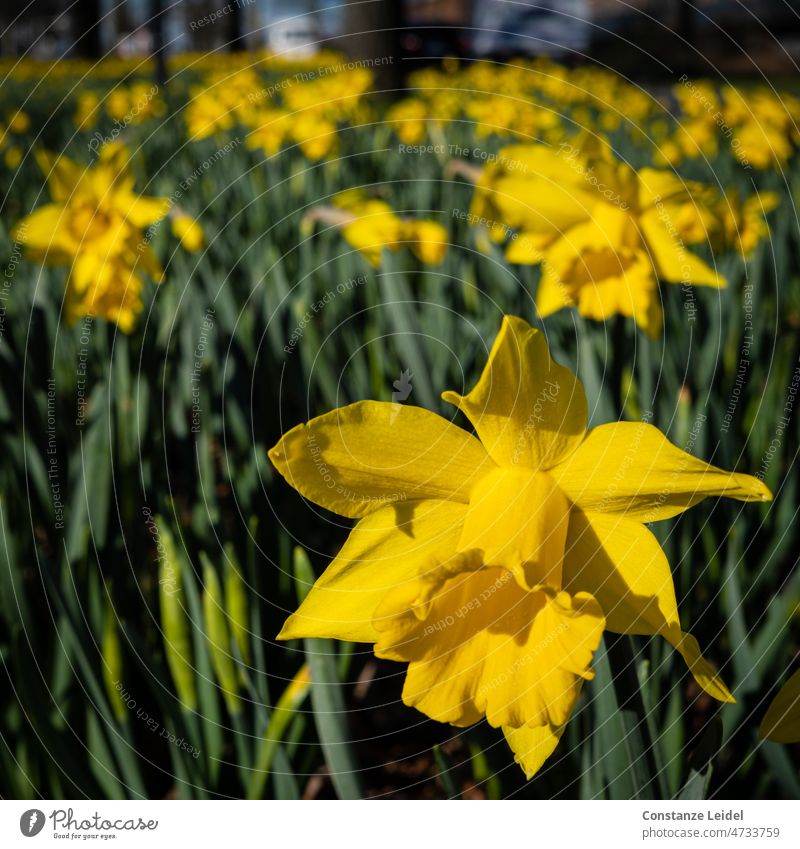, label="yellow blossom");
[74,91,101,130]
[403,219,448,265]
[715,189,780,258]
[186,89,235,141]
[291,112,338,161]
[386,98,428,145]
[13,144,168,330]
[469,143,726,336]
[245,110,291,156]
[171,214,205,252]
[323,192,447,266]
[269,315,769,778]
